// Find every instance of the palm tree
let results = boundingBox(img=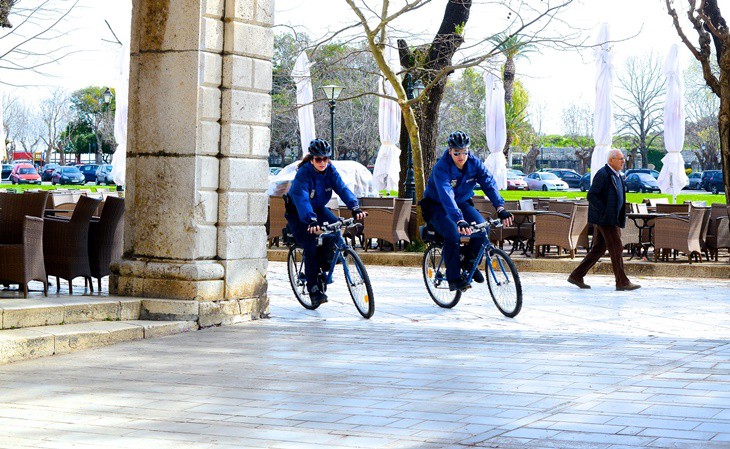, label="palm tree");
[490,33,536,156]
